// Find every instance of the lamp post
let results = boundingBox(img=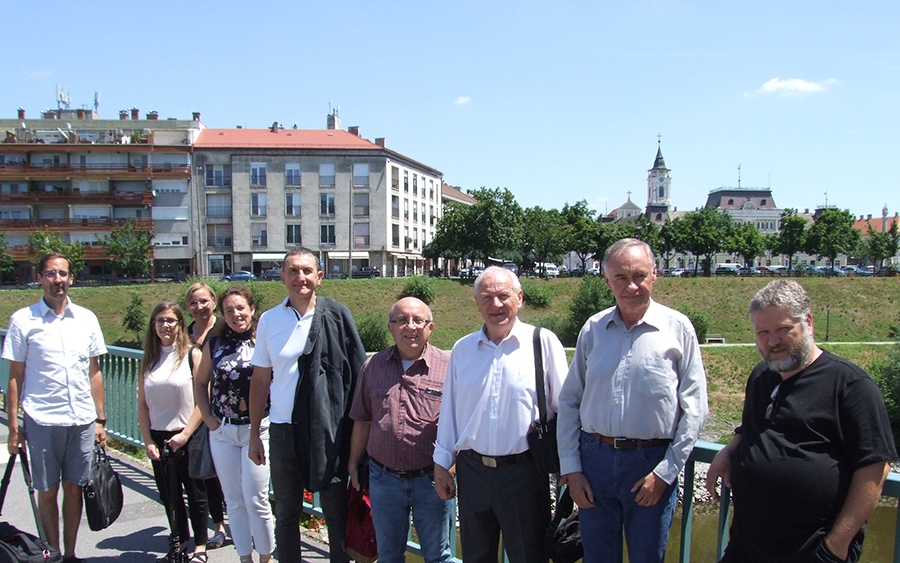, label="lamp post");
[825,304,831,342]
